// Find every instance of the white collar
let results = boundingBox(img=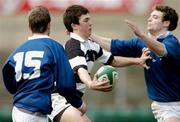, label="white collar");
[28,34,50,40]
[148,31,171,39]
[70,33,88,43]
